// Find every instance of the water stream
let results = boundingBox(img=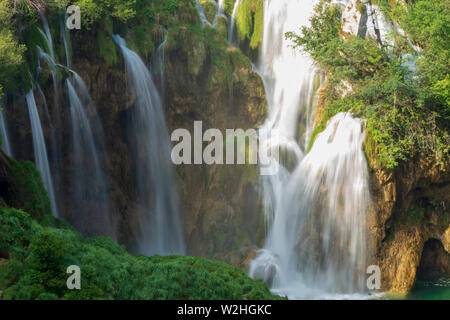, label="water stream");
[113,35,185,256]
